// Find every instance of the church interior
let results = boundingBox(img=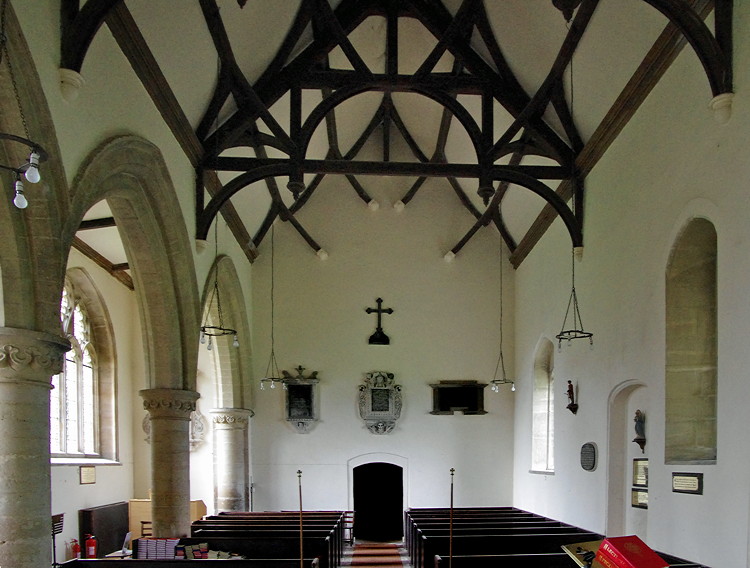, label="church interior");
[0,0,746,567]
